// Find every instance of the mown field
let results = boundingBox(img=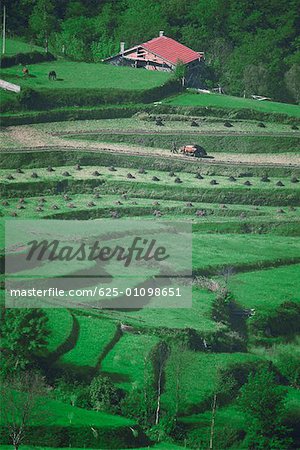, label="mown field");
[0,60,171,91]
[1,91,300,450]
[164,92,300,118]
